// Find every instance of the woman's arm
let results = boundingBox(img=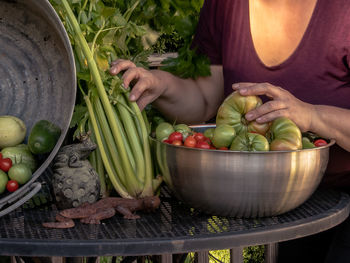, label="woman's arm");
[232,82,350,152]
[109,60,224,124]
